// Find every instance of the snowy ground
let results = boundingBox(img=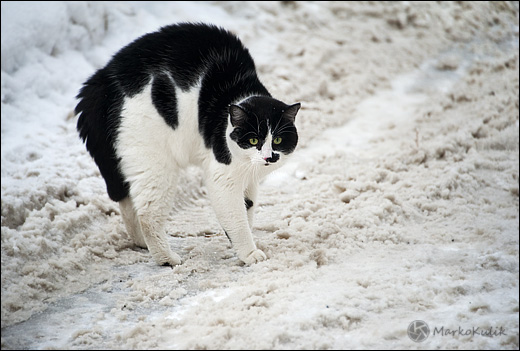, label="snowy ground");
[1,1,519,349]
